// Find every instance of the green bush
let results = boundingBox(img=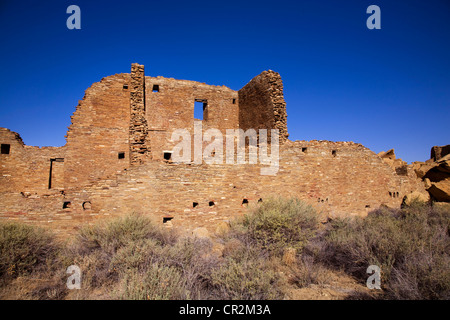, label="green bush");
[0,222,58,280]
[321,204,450,299]
[231,197,319,256]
